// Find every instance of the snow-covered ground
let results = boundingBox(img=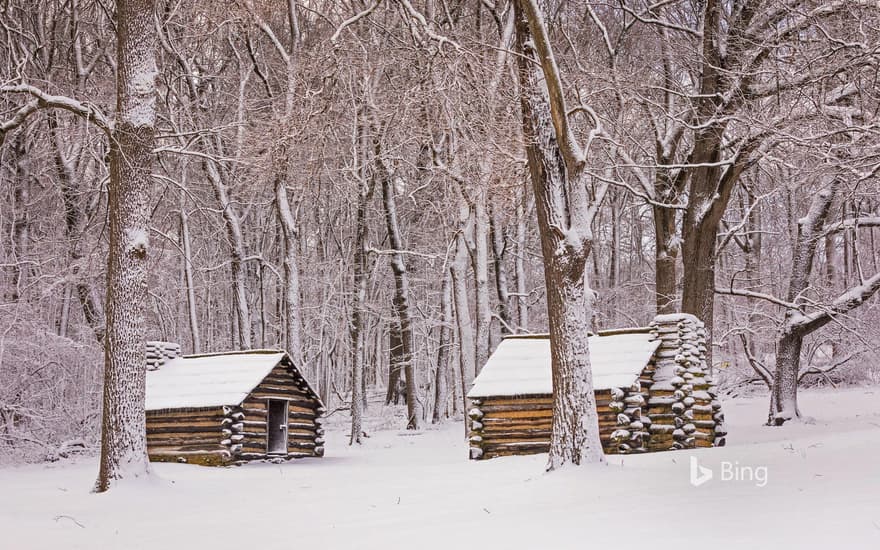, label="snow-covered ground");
[2,388,879,550]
